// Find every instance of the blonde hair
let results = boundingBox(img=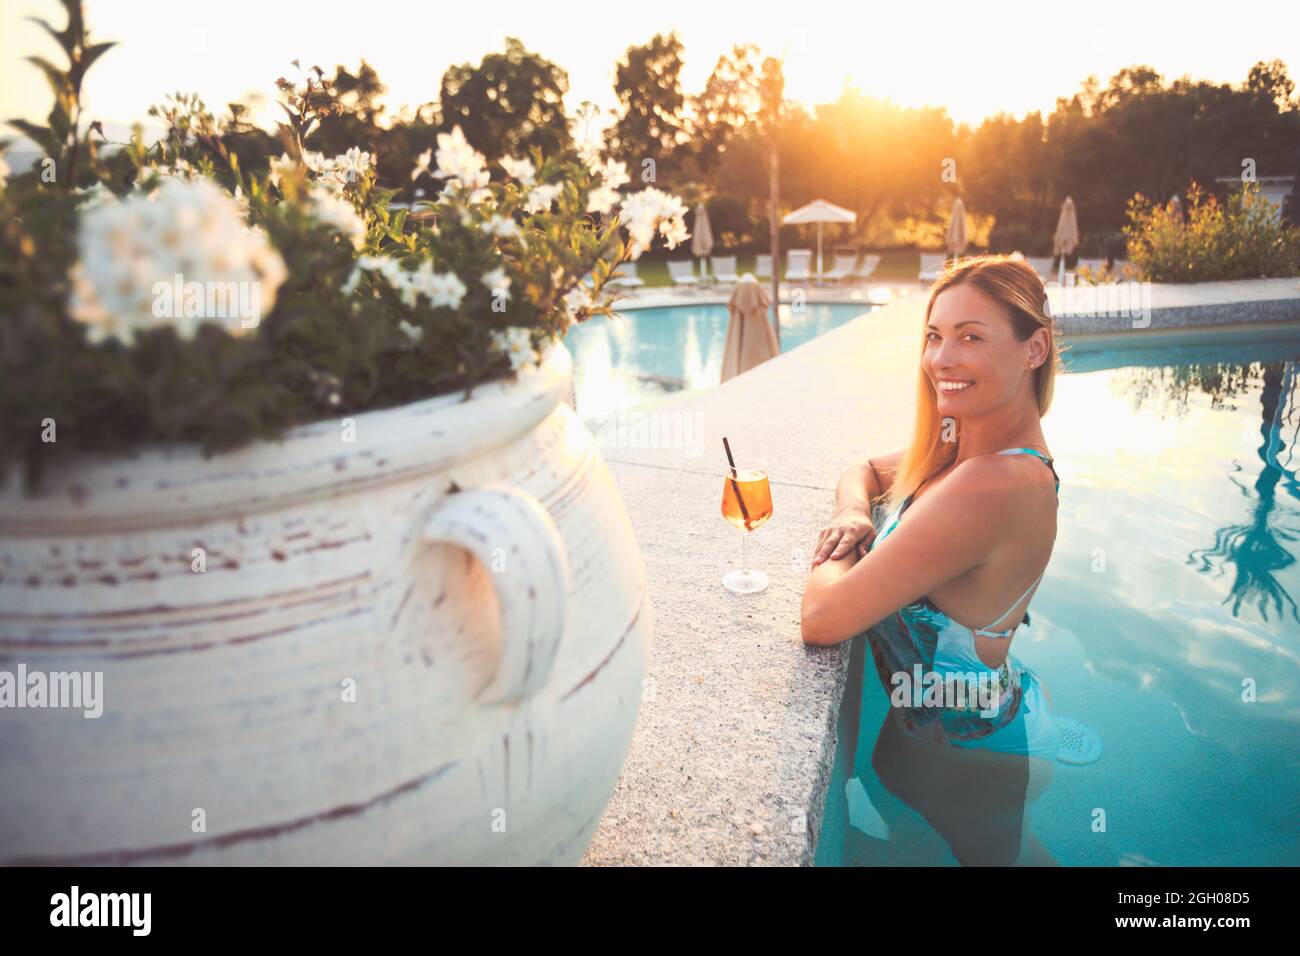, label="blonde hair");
[883,254,1060,514]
